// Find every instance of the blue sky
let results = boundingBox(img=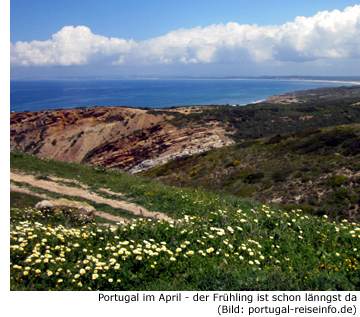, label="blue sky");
[11,0,360,41]
[10,0,360,78]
